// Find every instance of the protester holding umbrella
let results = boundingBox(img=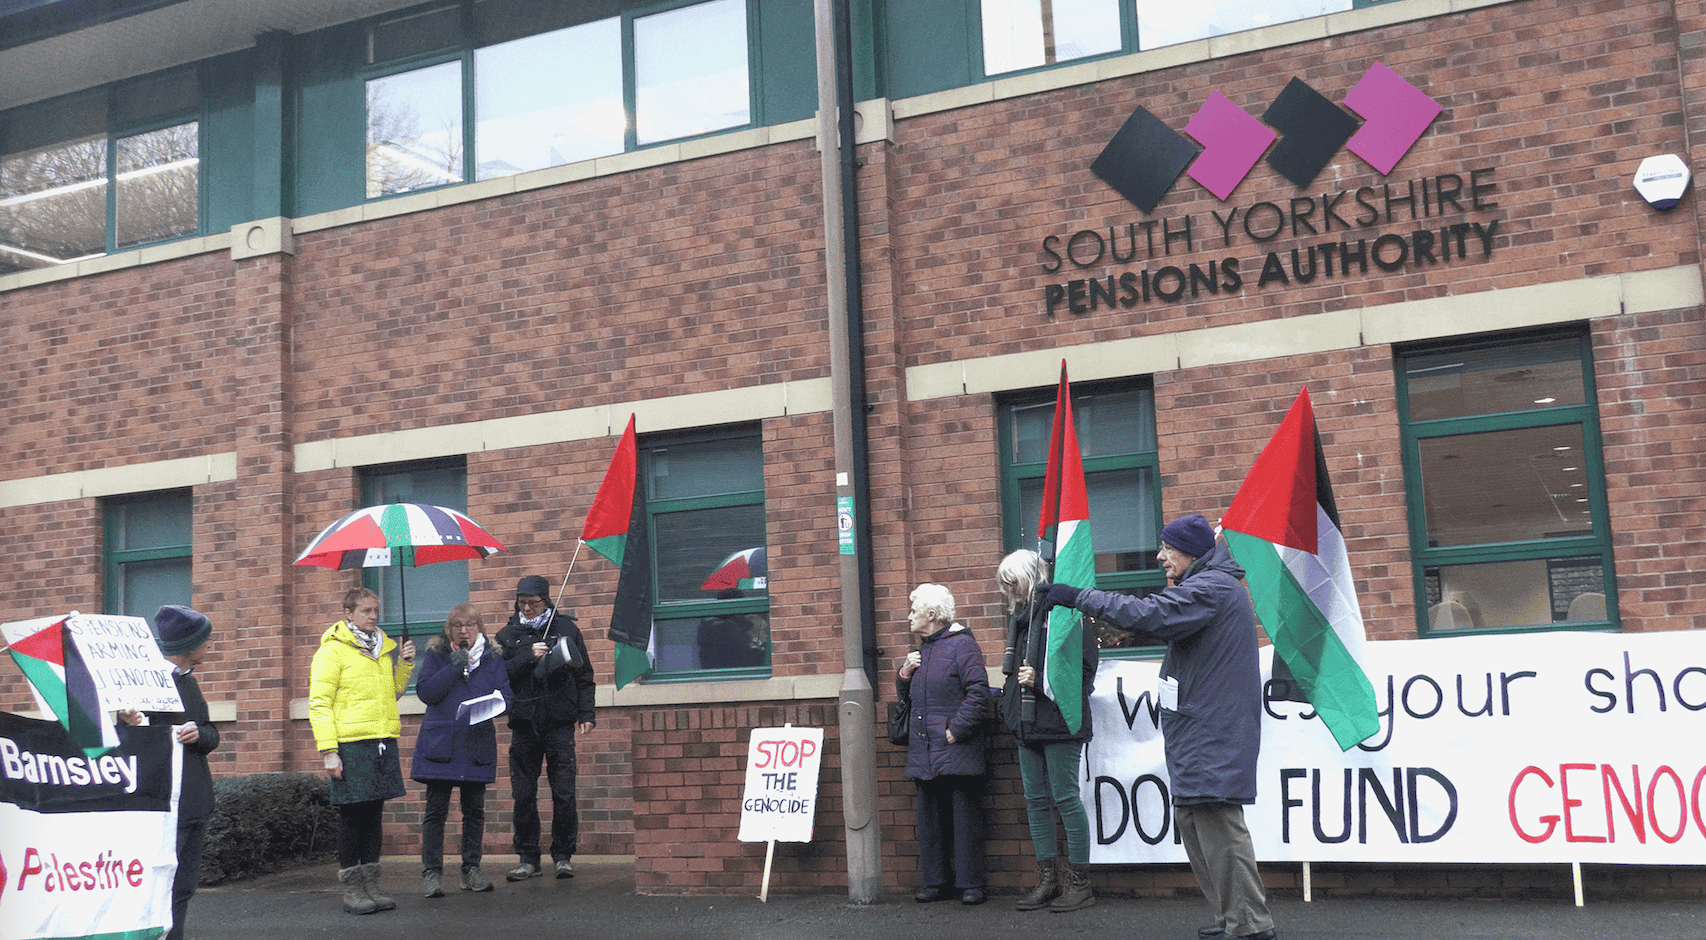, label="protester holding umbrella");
[310,586,416,915]
[413,602,510,898]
